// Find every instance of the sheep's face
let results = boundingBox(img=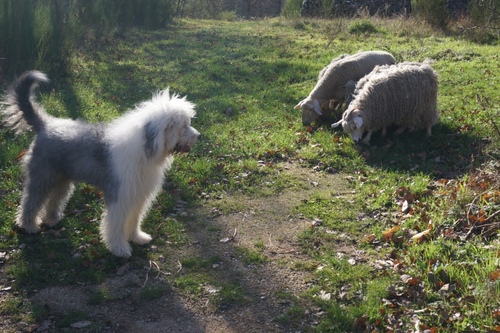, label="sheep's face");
[343,115,365,142]
[332,110,365,143]
[295,98,322,125]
